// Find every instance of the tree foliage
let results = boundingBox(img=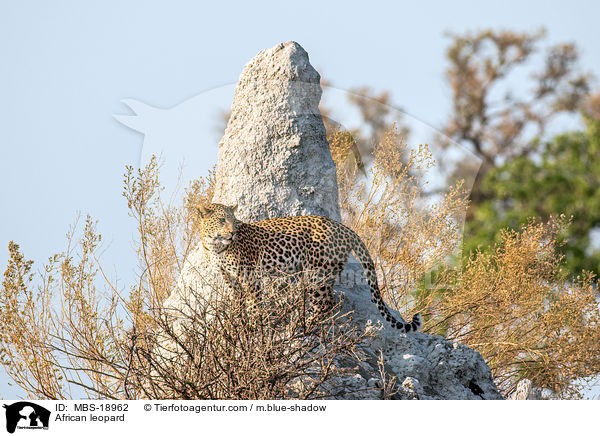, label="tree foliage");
[466,114,600,277]
[442,29,590,206]
[441,218,600,398]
